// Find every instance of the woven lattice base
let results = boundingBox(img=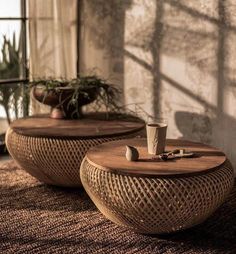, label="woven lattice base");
[80,157,234,234]
[6,128,142,187]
